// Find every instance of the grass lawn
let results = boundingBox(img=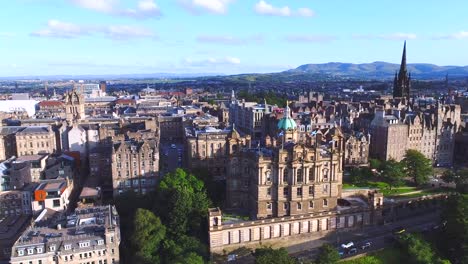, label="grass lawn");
[343,181,417,196]
[388,187,453,199]
[341,247,403,264]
